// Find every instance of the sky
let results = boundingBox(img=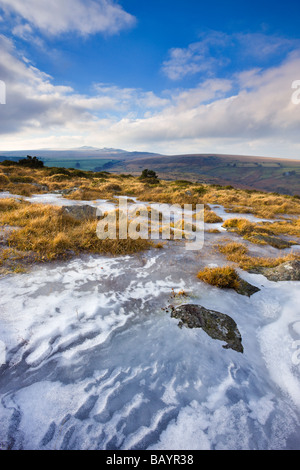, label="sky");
[0,0,300,158]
